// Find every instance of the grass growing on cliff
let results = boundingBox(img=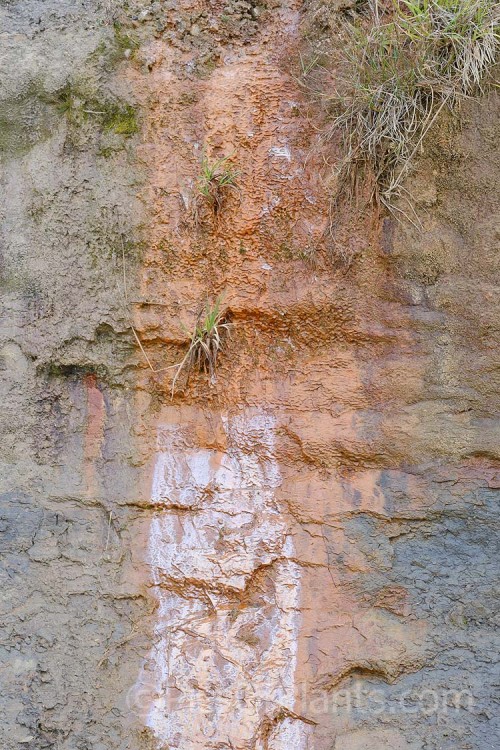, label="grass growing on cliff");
[171,297,231,396]
[195,153,240,217]
[329,0,499,209]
